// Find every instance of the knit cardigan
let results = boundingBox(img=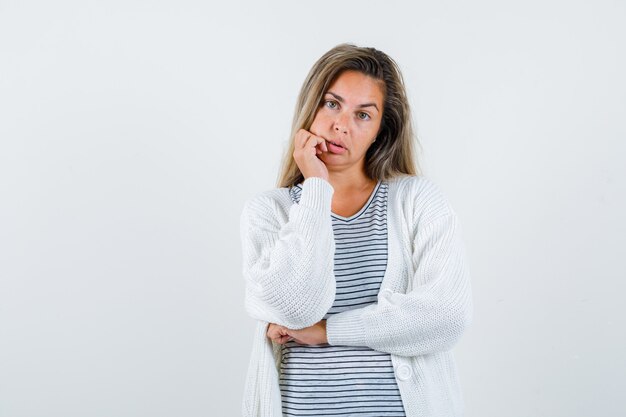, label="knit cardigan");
[239,175,473,417]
